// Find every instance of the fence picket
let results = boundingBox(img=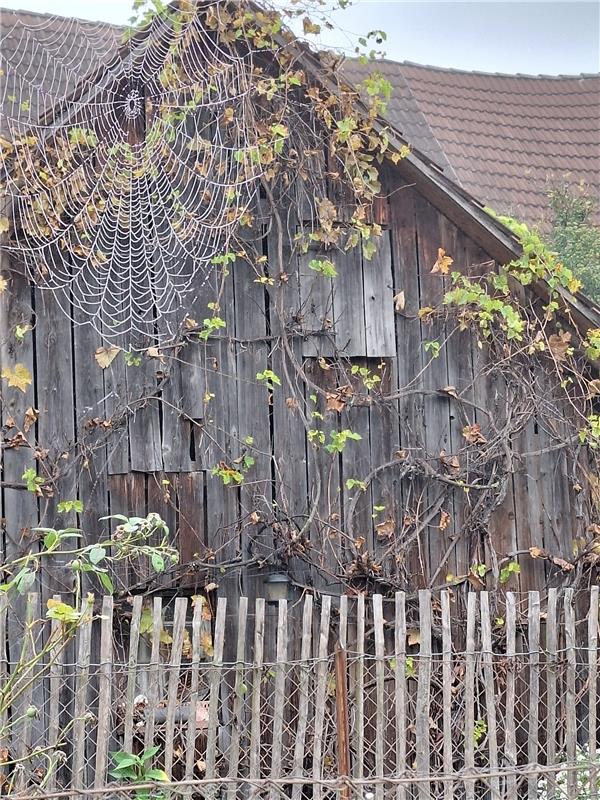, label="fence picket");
[564,588,577,798]
[0,594,6,759]
[545,588,558,800]
[441,591,453,800]
[373,594,386,800]
[353,593,365,785]
[227,596,248,799]
[205,597,227,790]
[249,597,265,782]
[464,592,477,800]
[185,595,204,789]
[504,592,517,799]
[47,594,65,793]
[123,594,143,753]
[144,596,163,750]
[394,591,407,800]
[164,597,188,778]
[415,589,432,800]
[72,594,93,791]
[13,592,37,795]
[480,592,499,799]
[291,594,313,800]
[270,599,288,799]
[94,595,113,789]
[312,595,331,800]
[527,591,540,800]
[589,586,599,800]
